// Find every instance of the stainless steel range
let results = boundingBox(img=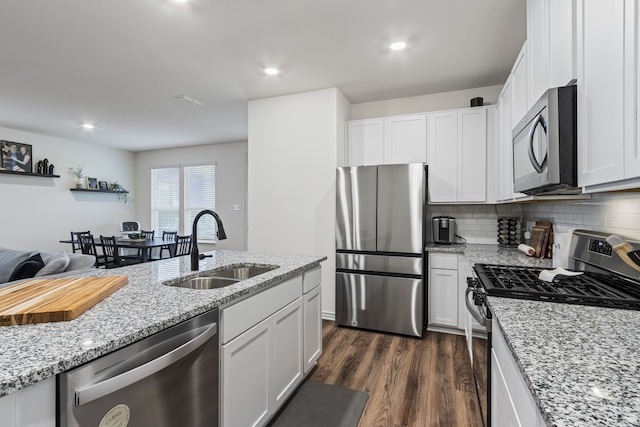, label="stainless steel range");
[465,229,640,427]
